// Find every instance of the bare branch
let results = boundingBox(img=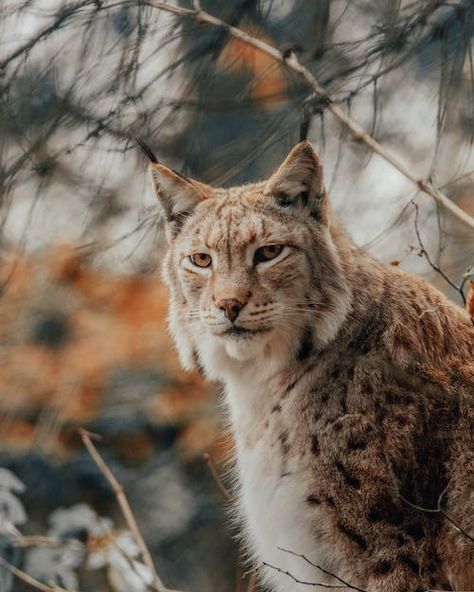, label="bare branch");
[277,548,368,592]
[400,486,474,544]
[203,452,234,503]
[202,454,256,592]
[0,555,73,592]
[411,201,468,308]
[78,428,184,592]
[262,560,354,589]
[0,0,92,74]
[12,535,62,549]
[140,0,474,231]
